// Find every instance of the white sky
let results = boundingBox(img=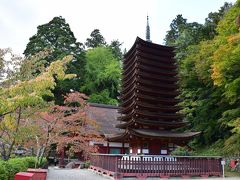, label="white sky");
[0,0,237,56]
